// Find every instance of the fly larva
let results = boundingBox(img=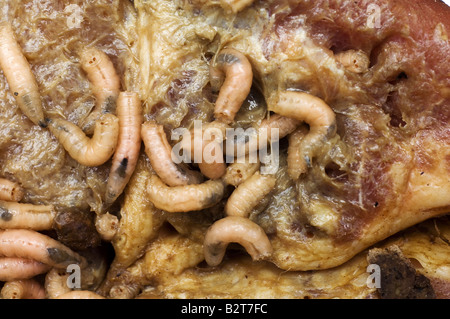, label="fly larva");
[0,257,50,282]
[259,113,301,144]
[0,229,87,269]
[225,114,300,158]
[95,212,119,241]
[104,92,143,209]
[335,49,370,74]
[79,47,121,135]
[146,174,225,213]
[142,121,202,187]
[287,125,309,180]
[180,121,229,180]
[1,279,46,299]
[203,216,273,267]
[44,268,71,299]
[0,23,45,127]
[210,48,253,124]
[109,284,141,299]
[0,178,24,202]
[47,113,119,167]
[223,157,260,187]
[197,138,226,180]
[270,91,336,174]
[0,200,56,230]
[225,171,276,218]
